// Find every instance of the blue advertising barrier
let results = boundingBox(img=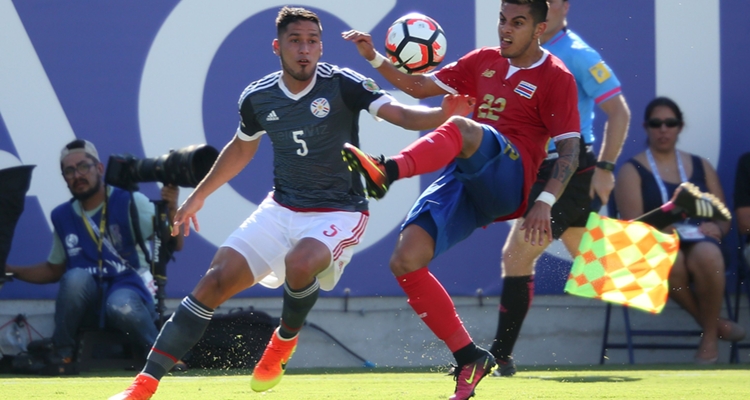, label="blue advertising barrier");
[1,0,748,299]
